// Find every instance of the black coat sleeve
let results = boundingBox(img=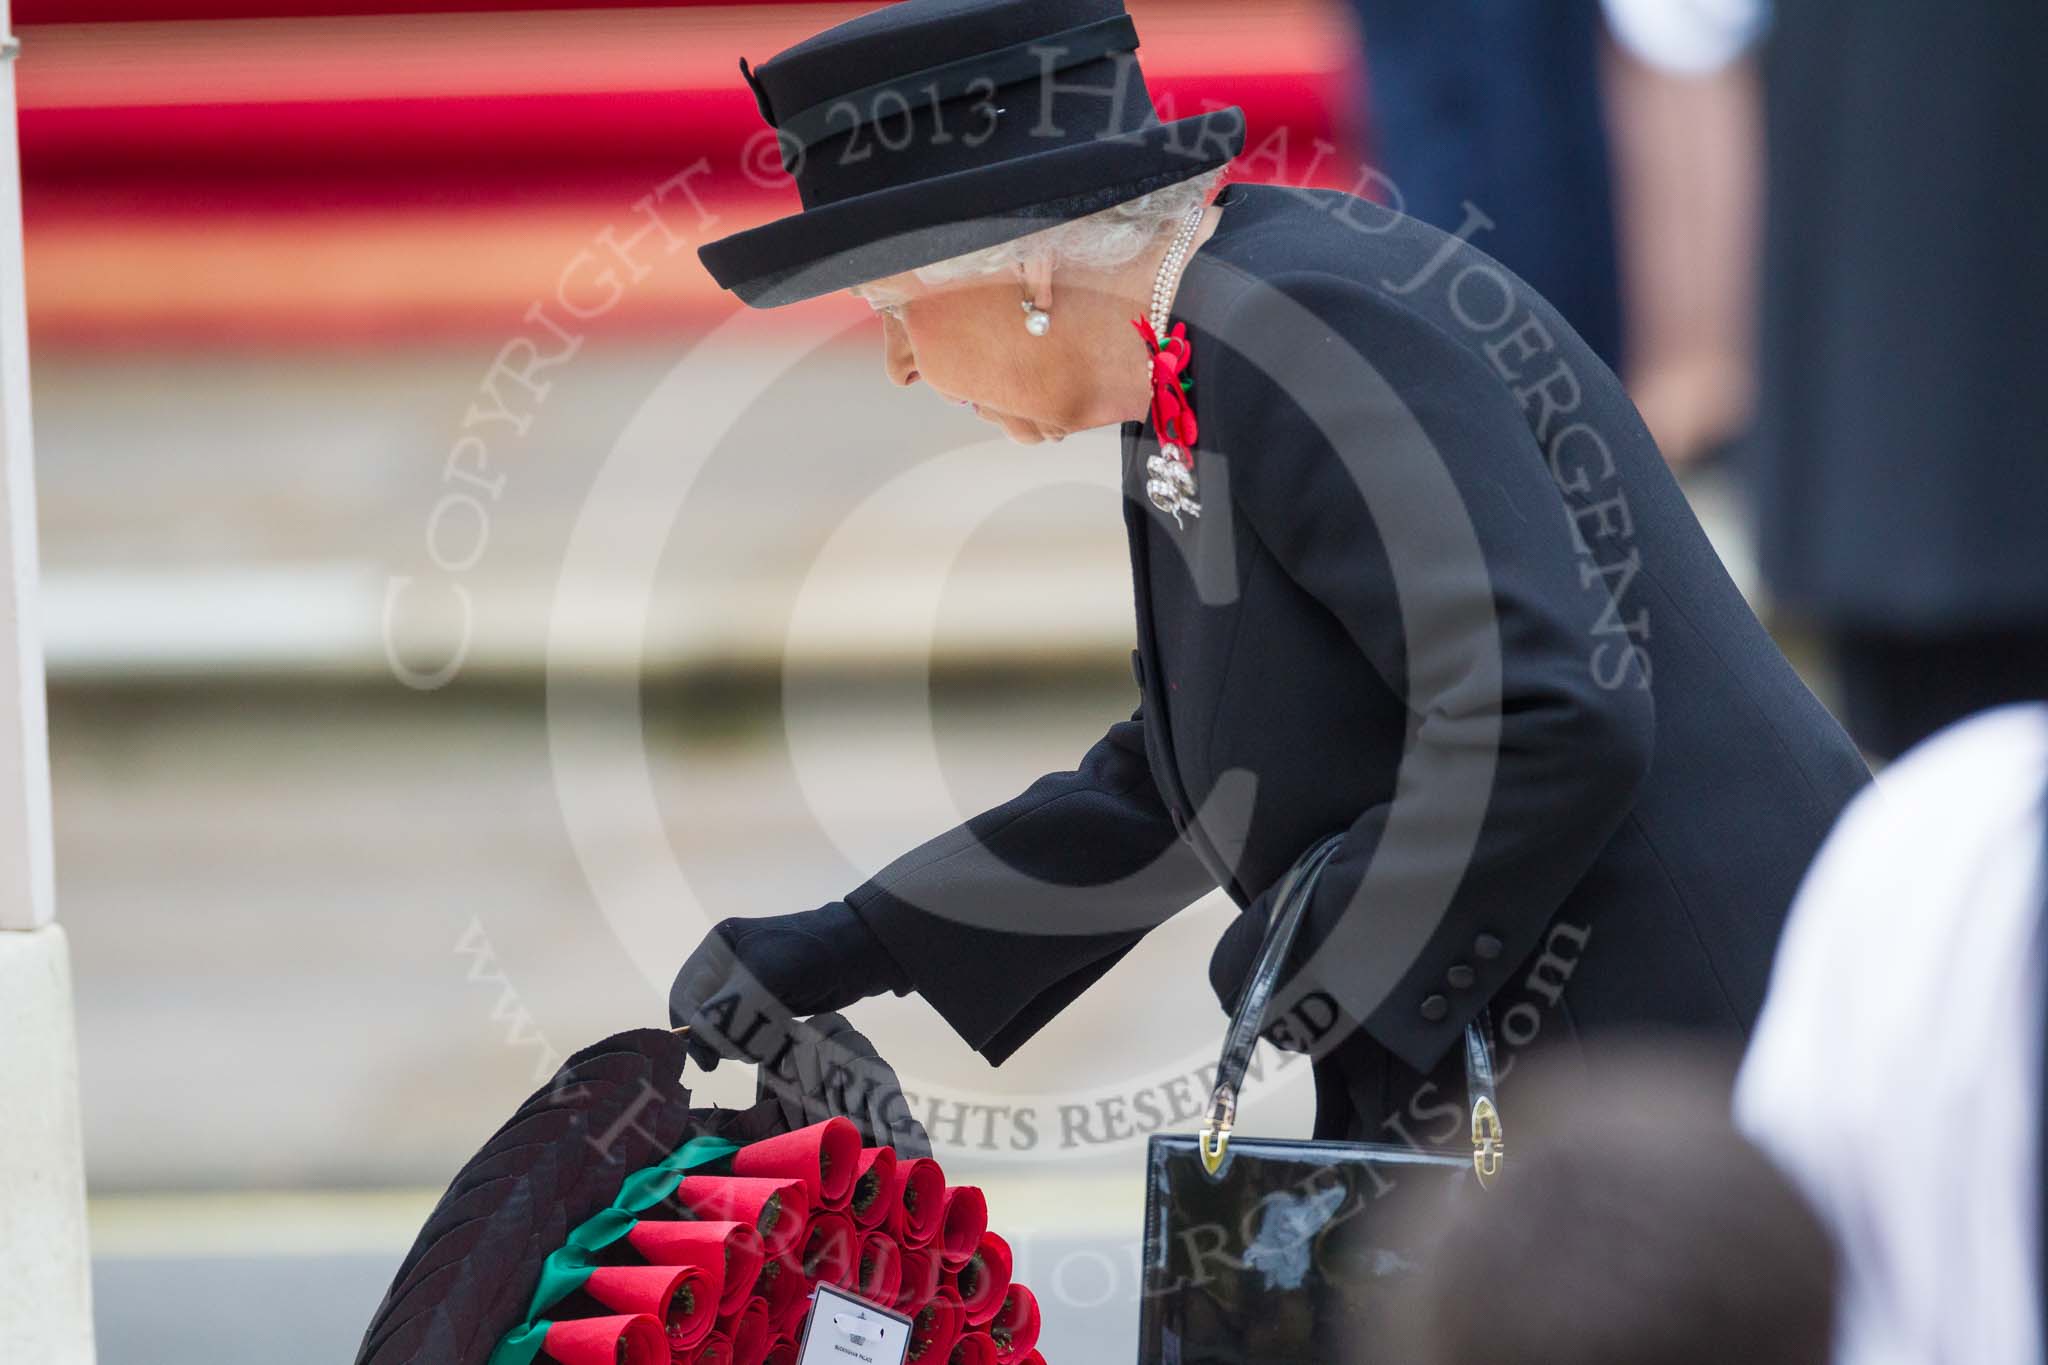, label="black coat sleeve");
[836,702,1217,1065]
[1205,268,1656,1074]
